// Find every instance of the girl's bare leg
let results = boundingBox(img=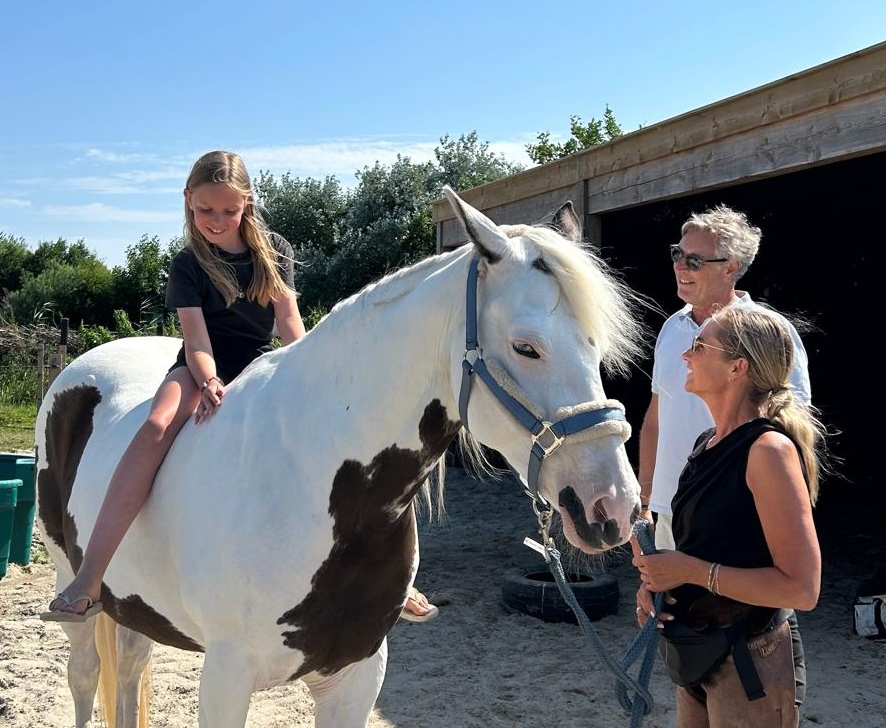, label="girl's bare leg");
[47,368,200,615]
